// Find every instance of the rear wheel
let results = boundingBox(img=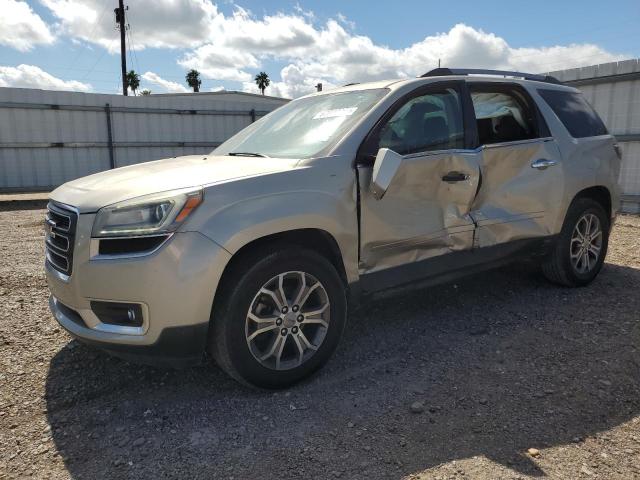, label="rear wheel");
[542,198,609,287]
[209,246,347,388]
